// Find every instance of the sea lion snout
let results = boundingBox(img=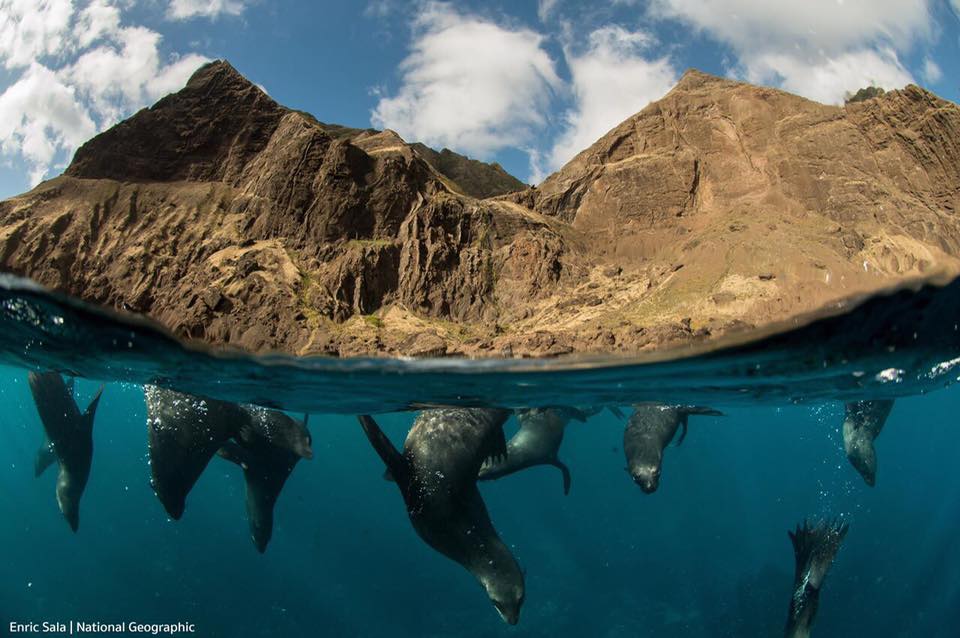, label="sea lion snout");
[296,440,314,460]
[629,463,661,493]
[494,602,520,625]
[490,592,523,625]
